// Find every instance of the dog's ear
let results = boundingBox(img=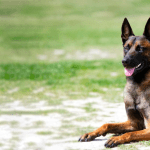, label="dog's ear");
[143,18,150,40]
[121,18,134,45]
